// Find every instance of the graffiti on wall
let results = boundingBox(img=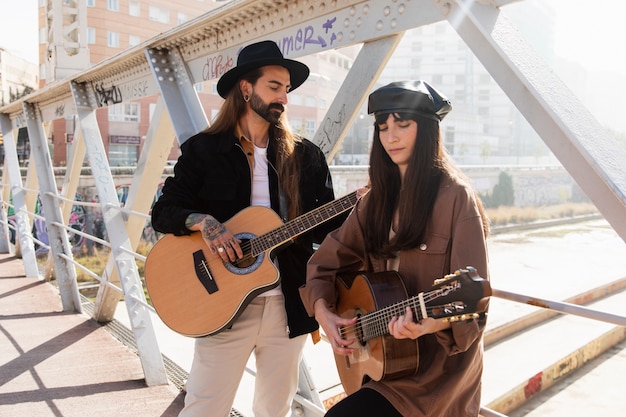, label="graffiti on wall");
[7,182,164,255]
